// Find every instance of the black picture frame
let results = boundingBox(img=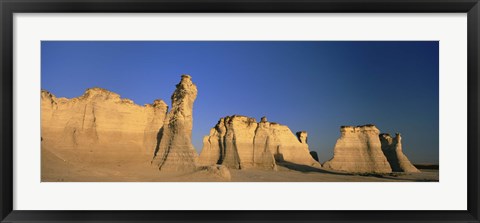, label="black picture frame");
[1,0,479,222]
